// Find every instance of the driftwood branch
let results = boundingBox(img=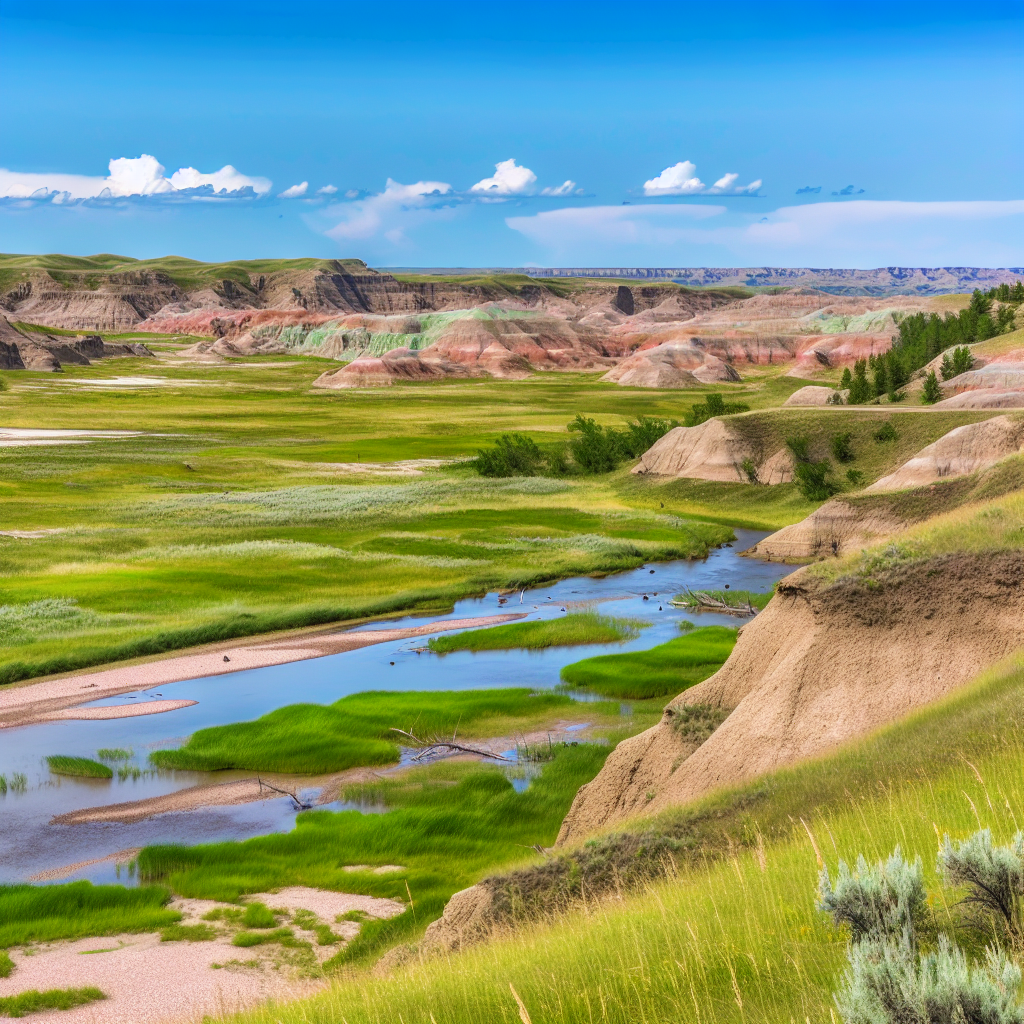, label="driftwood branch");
[389,727,512,762]
[673,588,755,616]
[256,775,313,810]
